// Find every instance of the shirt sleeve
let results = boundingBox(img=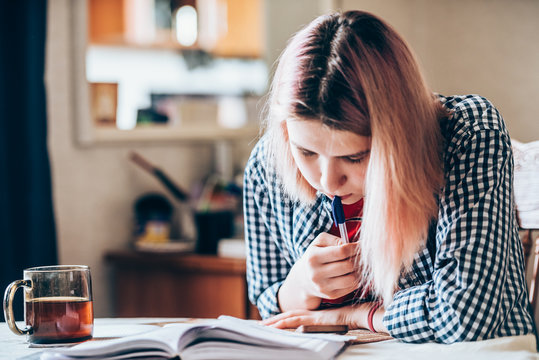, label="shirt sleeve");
[243,144,292,319]
[383,104,528,343]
